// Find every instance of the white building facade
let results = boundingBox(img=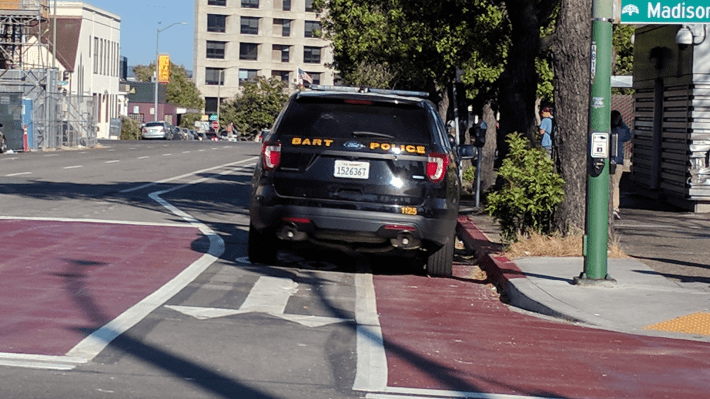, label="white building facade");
[24,1,122,139]
[193,0,335,115]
